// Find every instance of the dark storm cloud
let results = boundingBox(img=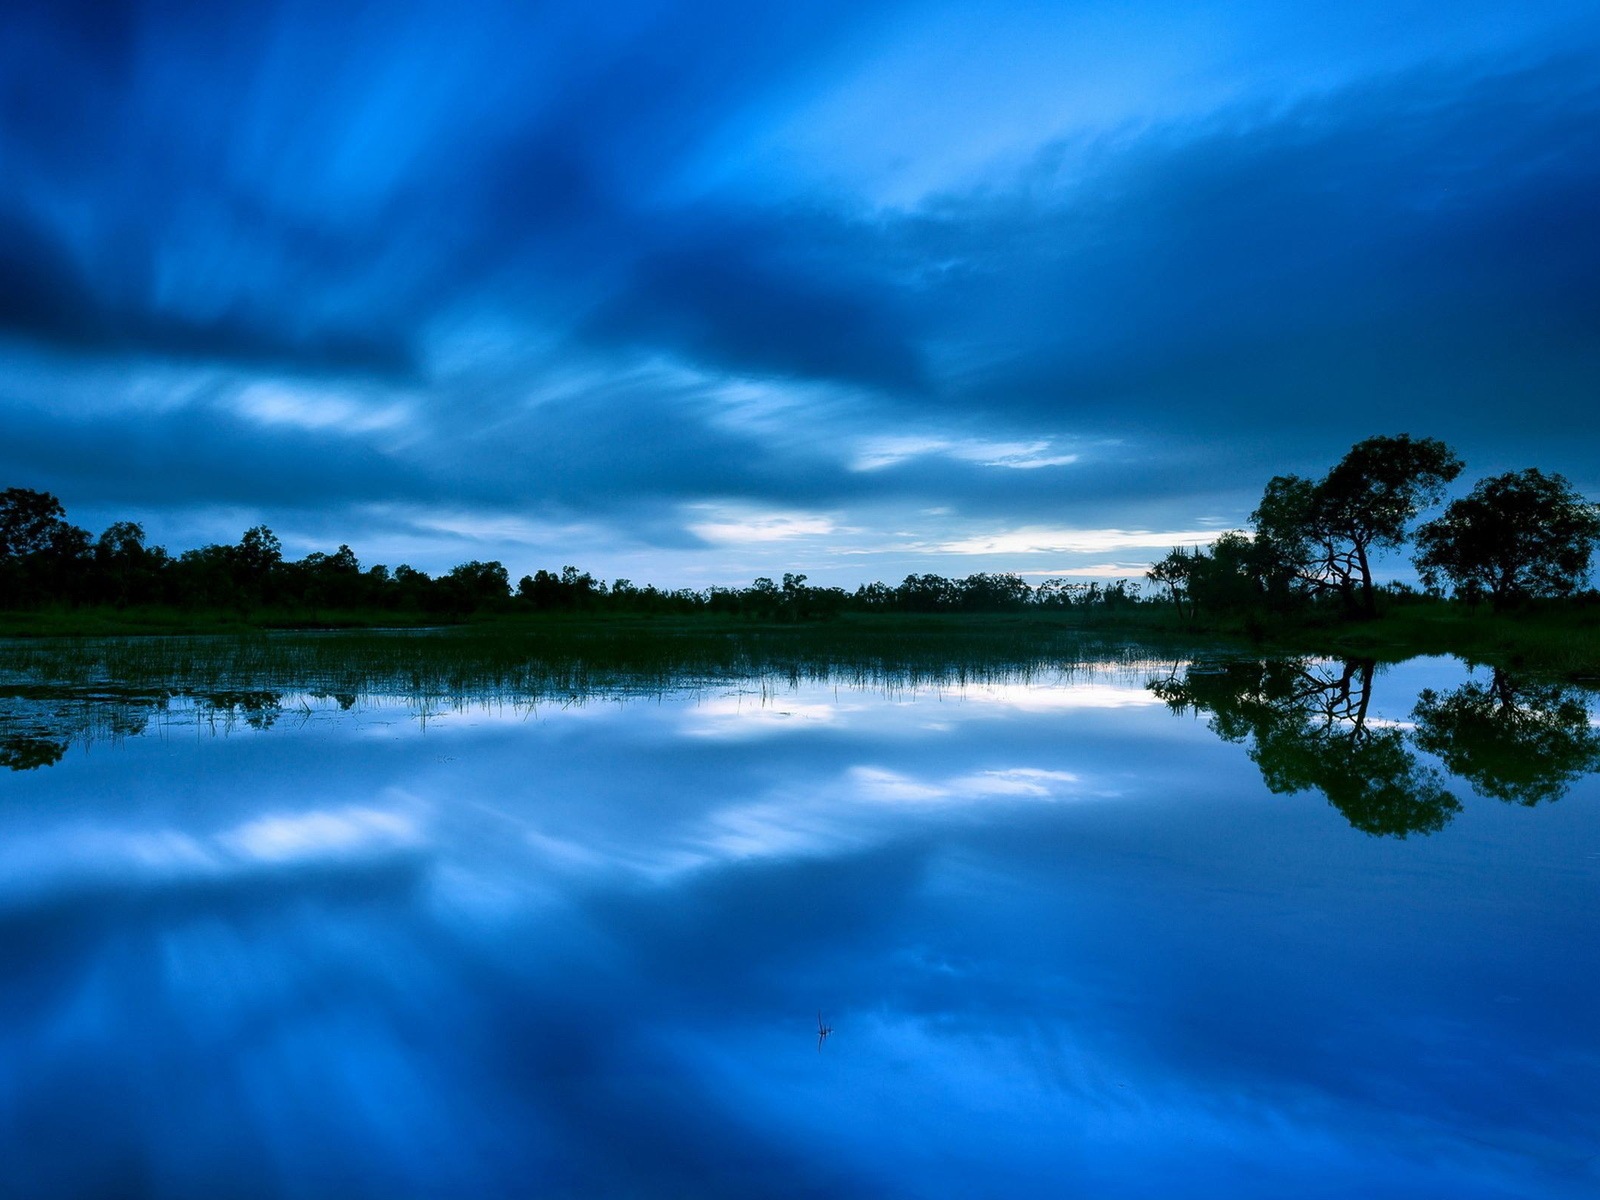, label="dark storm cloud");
[0,0,911,388]
[0,206,416,376]
[583,211,926,391]
[0,390,426,511]
[904,55,1600,465]
[0,352,869,547]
